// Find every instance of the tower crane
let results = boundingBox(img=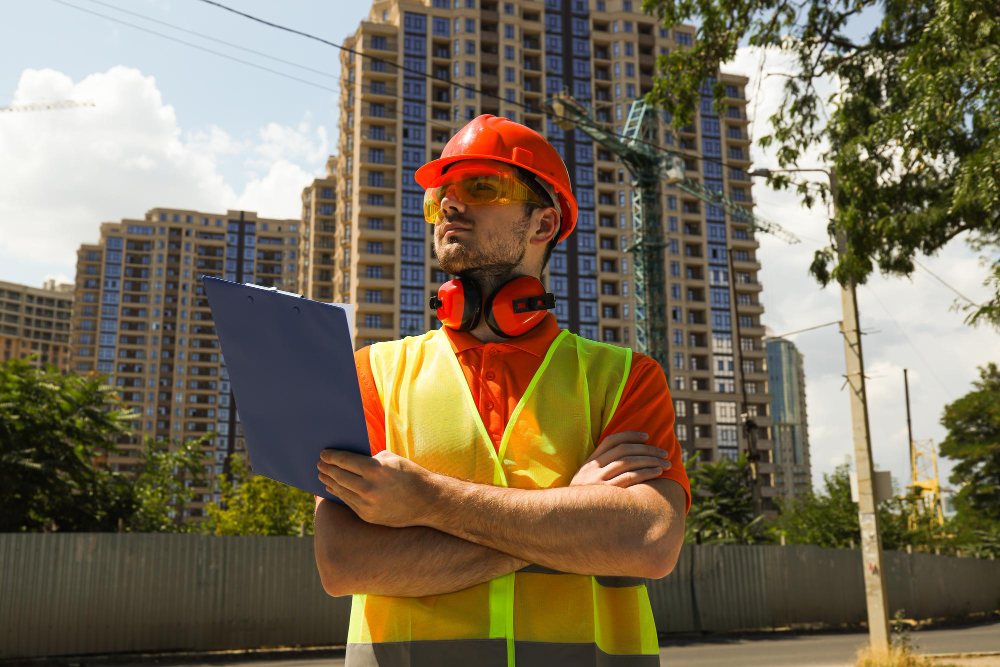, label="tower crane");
[0,100,96,113]
[544,92,800,516]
